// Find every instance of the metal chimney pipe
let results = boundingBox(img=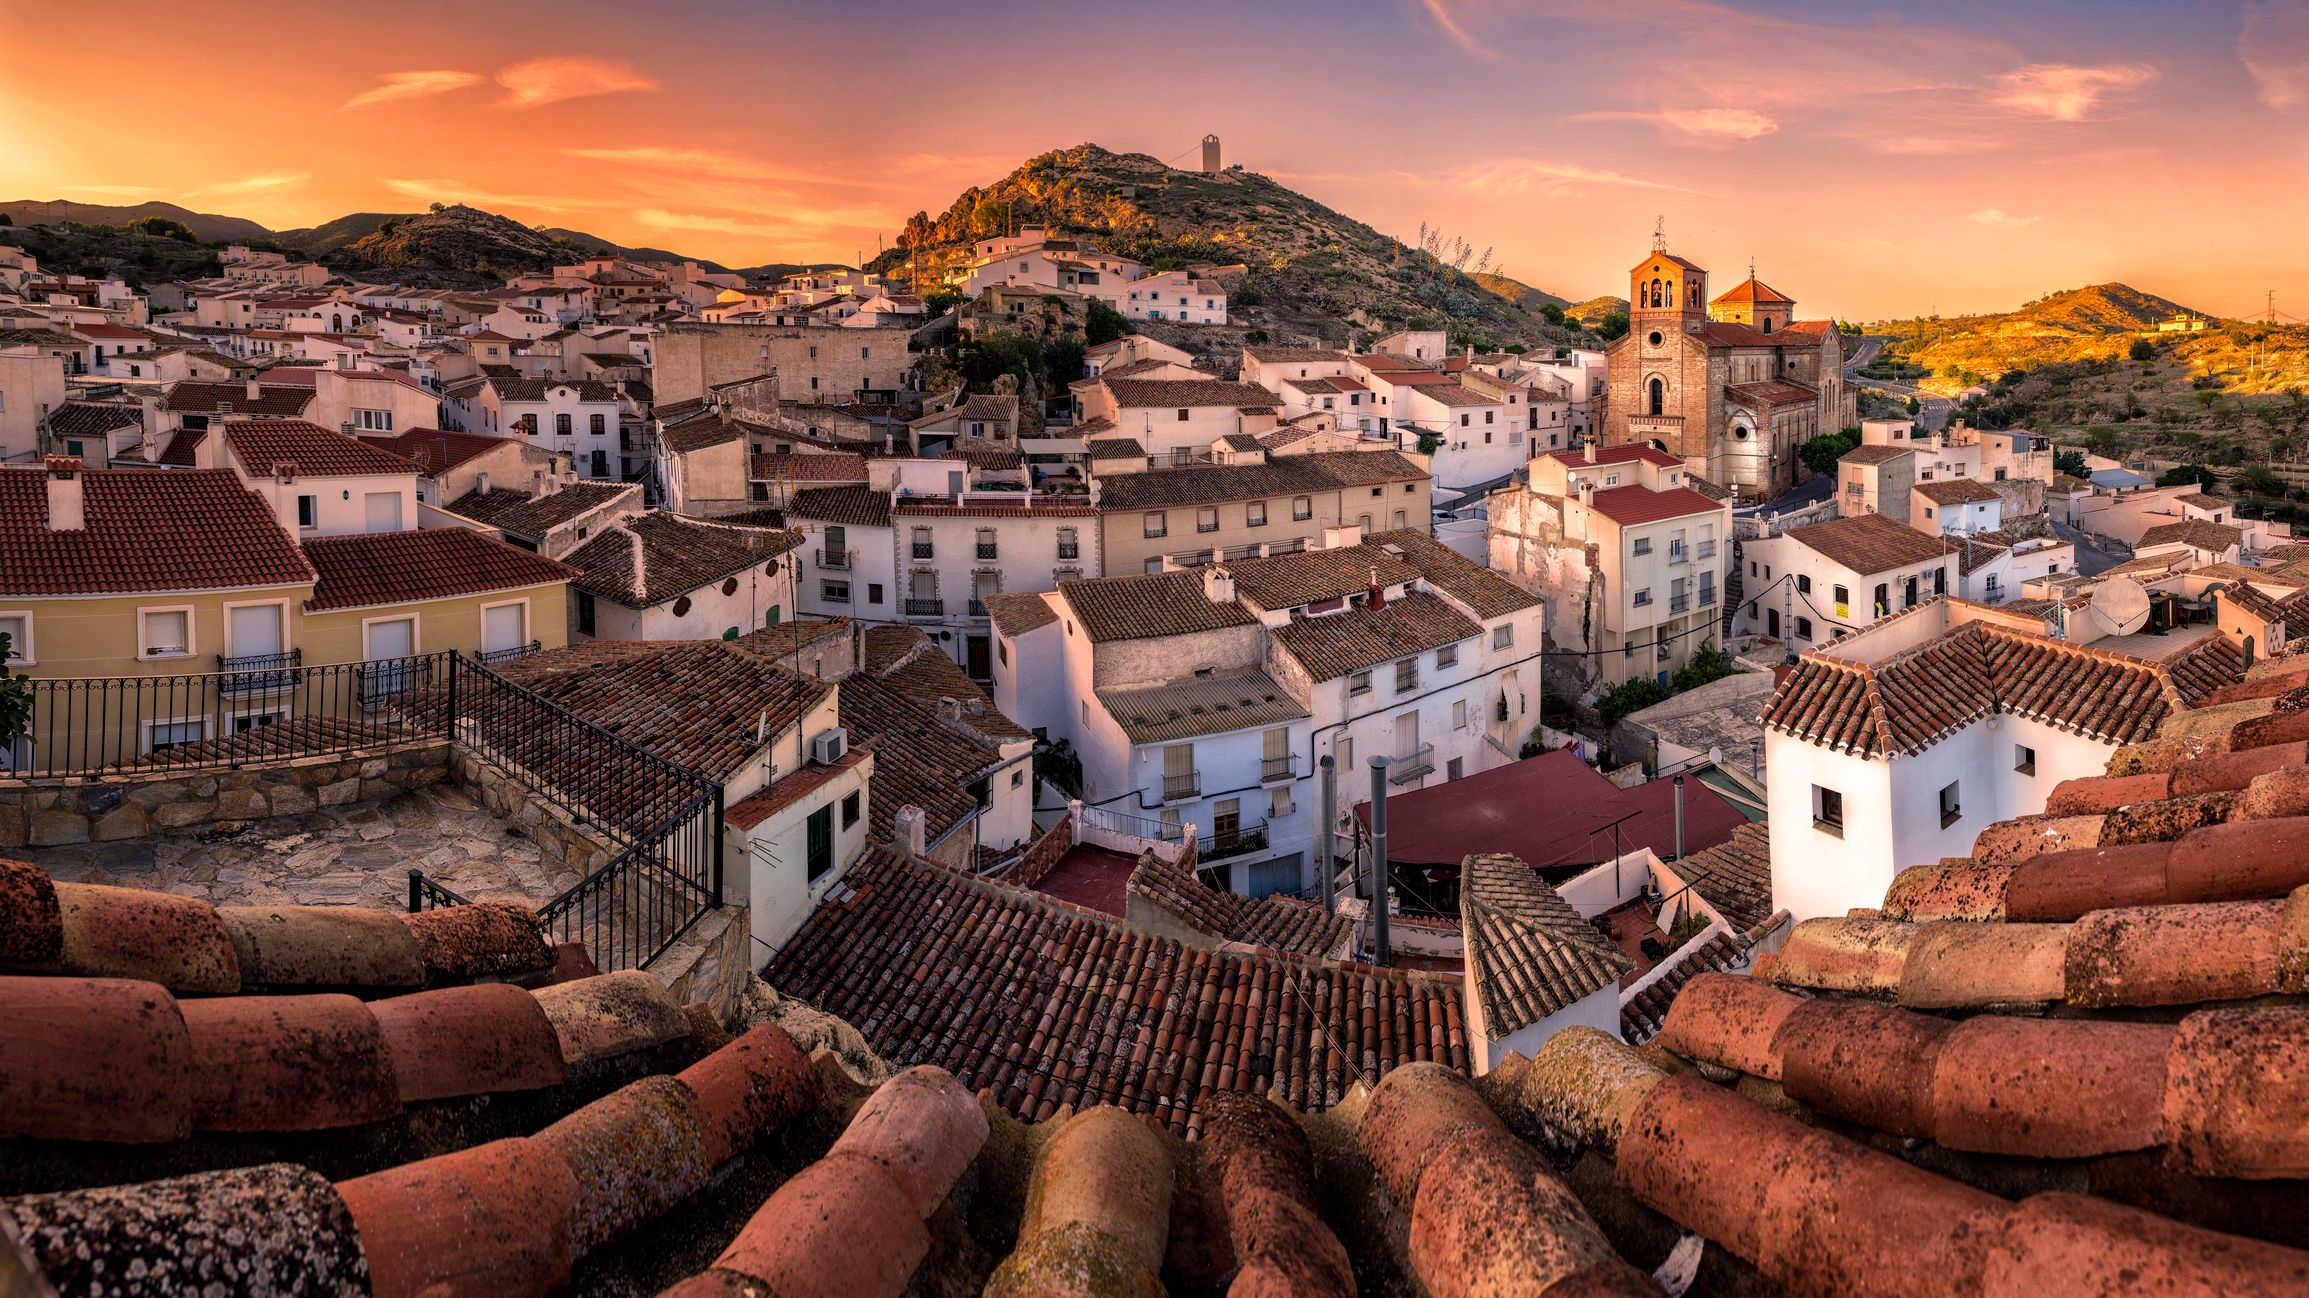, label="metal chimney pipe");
[1369,755,1391,967]
[1318,754,1337,914]
[1673,774,1686,861]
